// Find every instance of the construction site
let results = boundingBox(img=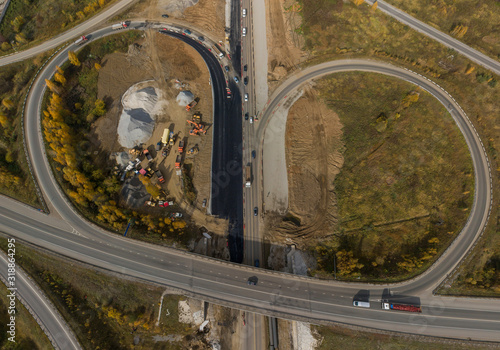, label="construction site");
[92,27,227,235]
